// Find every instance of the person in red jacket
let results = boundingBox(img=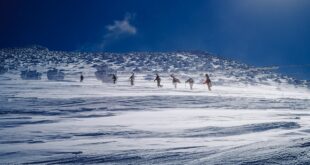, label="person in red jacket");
[203,73,212,91]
